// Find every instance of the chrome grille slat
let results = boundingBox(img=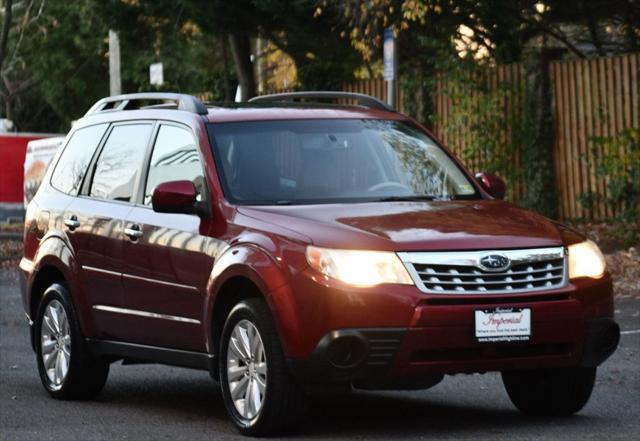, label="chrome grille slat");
[422,275,563,286]
[415,265,563,277]
[398,247,567,294]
